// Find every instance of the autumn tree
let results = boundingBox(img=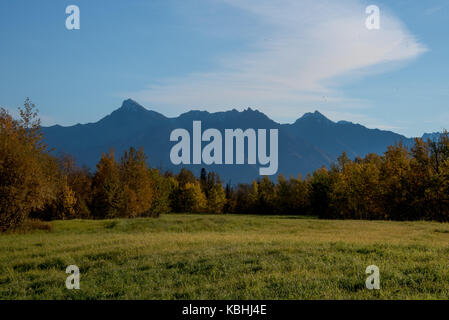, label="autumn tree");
[223,183,235,213]
[232,183,255,213]
[330,154,381,219]
[206,183,226,214]
[148,168,175,216]
[176,168,197,187]
[287,175,309,215]
[32,155,77,221]
[275,174,309,215]
[0,99,54,231]
[91,150,123,218]
[308,167,334,219]
[198,168,226,213]
[275,174,291,214]
[427,133,449,220]
[119,147,153,217]
[182,181,207,213]
[378,143,412,220]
